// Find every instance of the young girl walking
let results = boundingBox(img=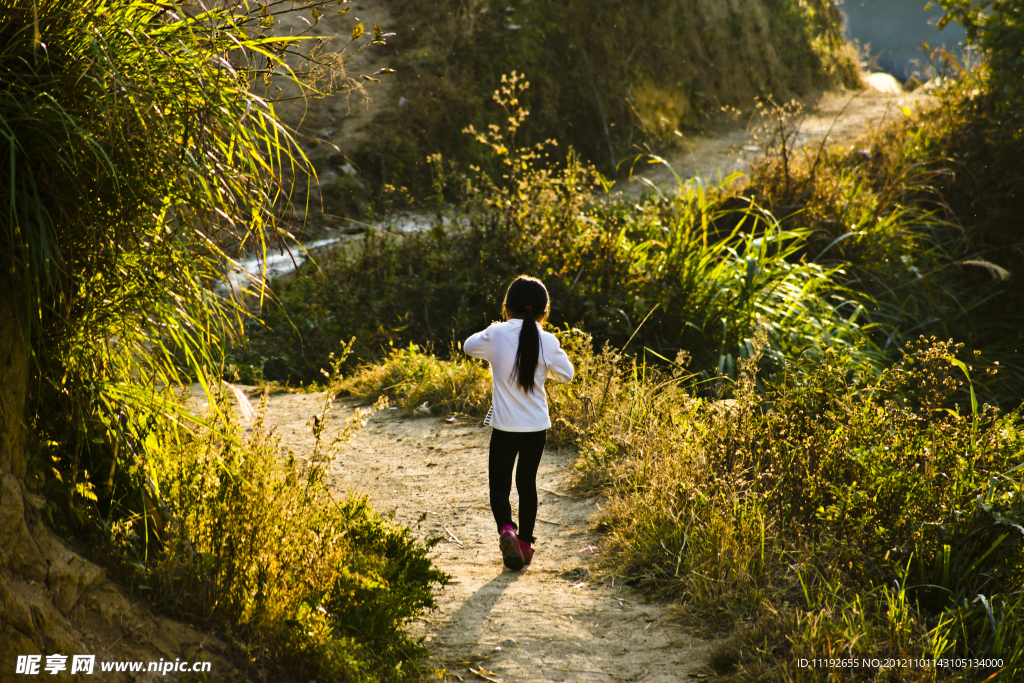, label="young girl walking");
[464,276,574,570]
